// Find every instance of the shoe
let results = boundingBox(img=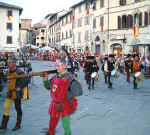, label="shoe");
[46,132,54,135]
[0,115,9,130]
[12,114,22,131]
